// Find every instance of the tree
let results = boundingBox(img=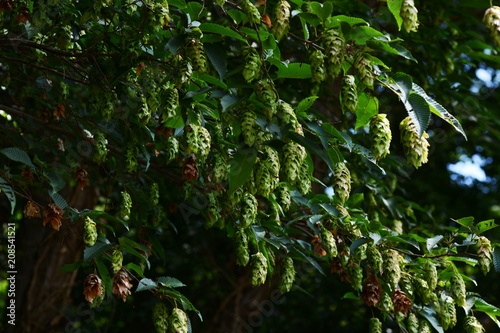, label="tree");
[1,0,500,332]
